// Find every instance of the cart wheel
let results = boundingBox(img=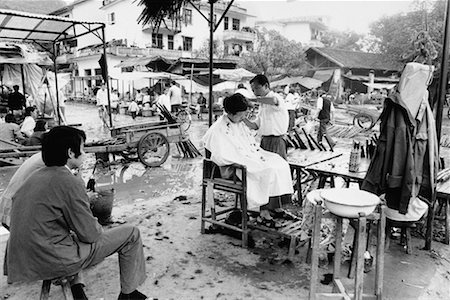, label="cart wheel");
[137,132,170,167]
[353,113,374,130]
[176,110,191,131]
